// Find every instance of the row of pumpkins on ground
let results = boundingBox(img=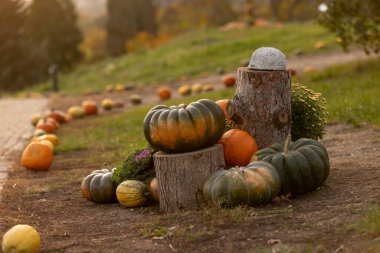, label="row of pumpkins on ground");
[81,98,330,208]
[21,99,127,171]
[104,74,236,101]
[21,74,237,171]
